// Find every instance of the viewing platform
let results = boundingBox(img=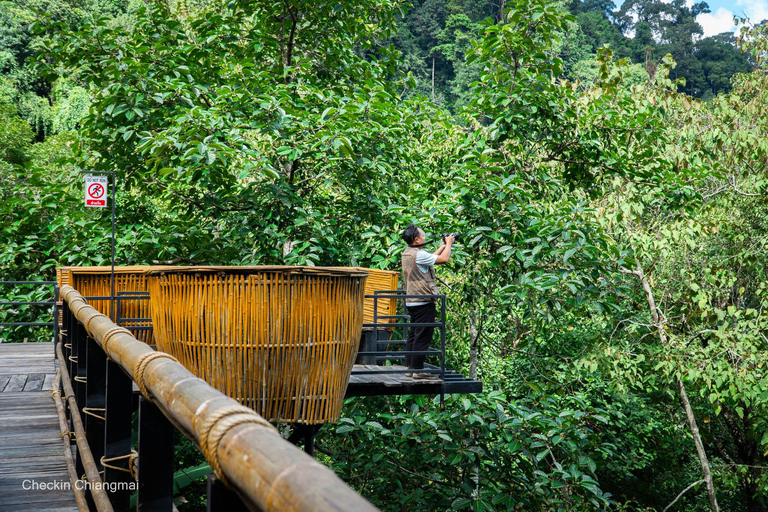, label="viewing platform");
[0,272,482,511]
